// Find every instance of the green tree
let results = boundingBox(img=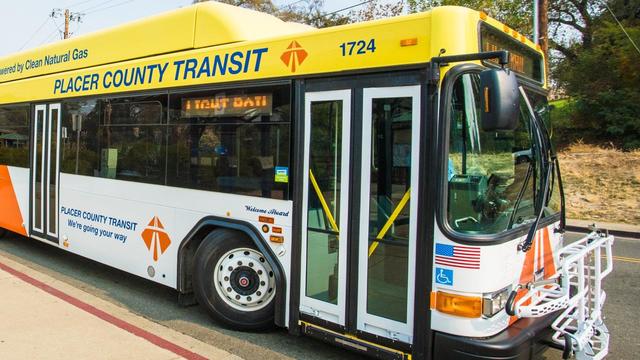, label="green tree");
[206,0,278,13]
[408,0,640,149]
[555,1,640,149]
[349,0,404,22]
[279,0,350,28]
[547,0,606,61]
[407,0,533,35]
[197,0,350,28]
[405,1,604,61]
